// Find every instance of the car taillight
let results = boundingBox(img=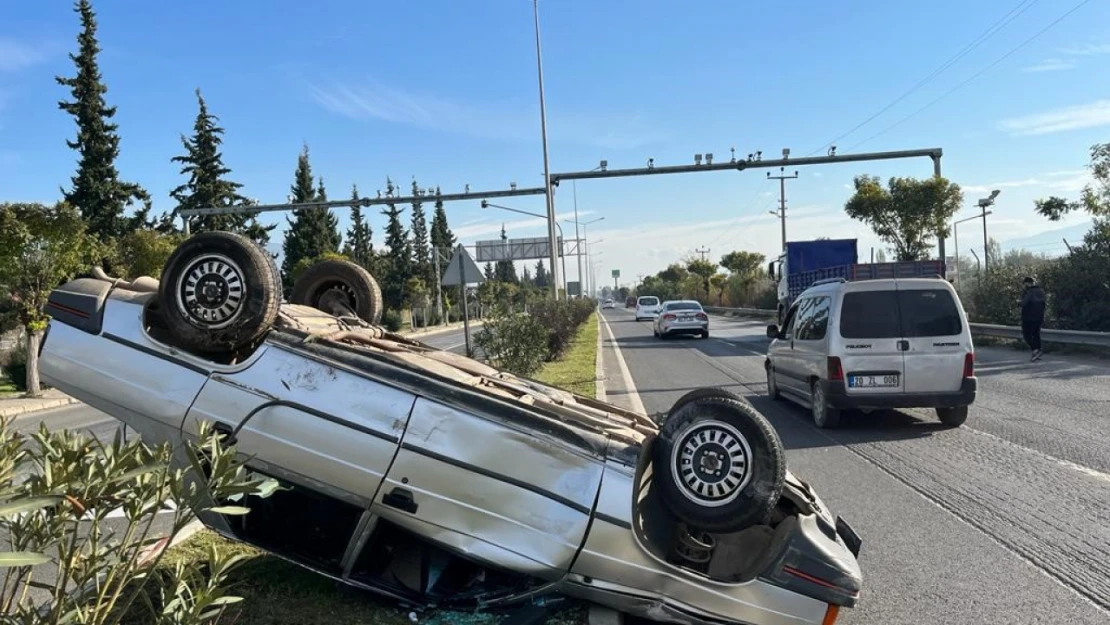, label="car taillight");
[963,352,975,378]
[663,313,677,321]
[827,356,844,381]
[696,312,707,320]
